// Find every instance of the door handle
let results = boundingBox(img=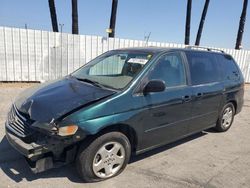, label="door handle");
[182,95,192,102]
[196,92,203,98]
[233,71,239,77]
